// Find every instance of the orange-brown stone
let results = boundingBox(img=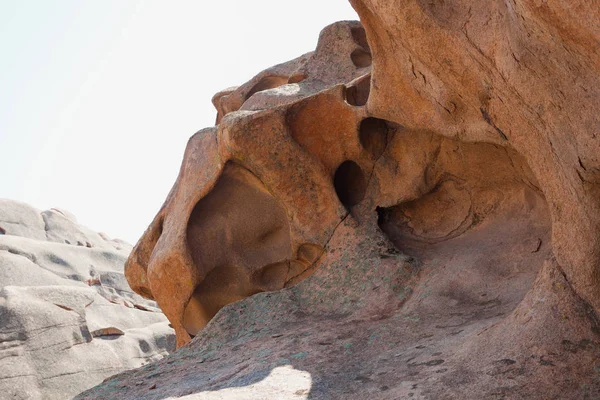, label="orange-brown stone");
[85,4,600,398]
